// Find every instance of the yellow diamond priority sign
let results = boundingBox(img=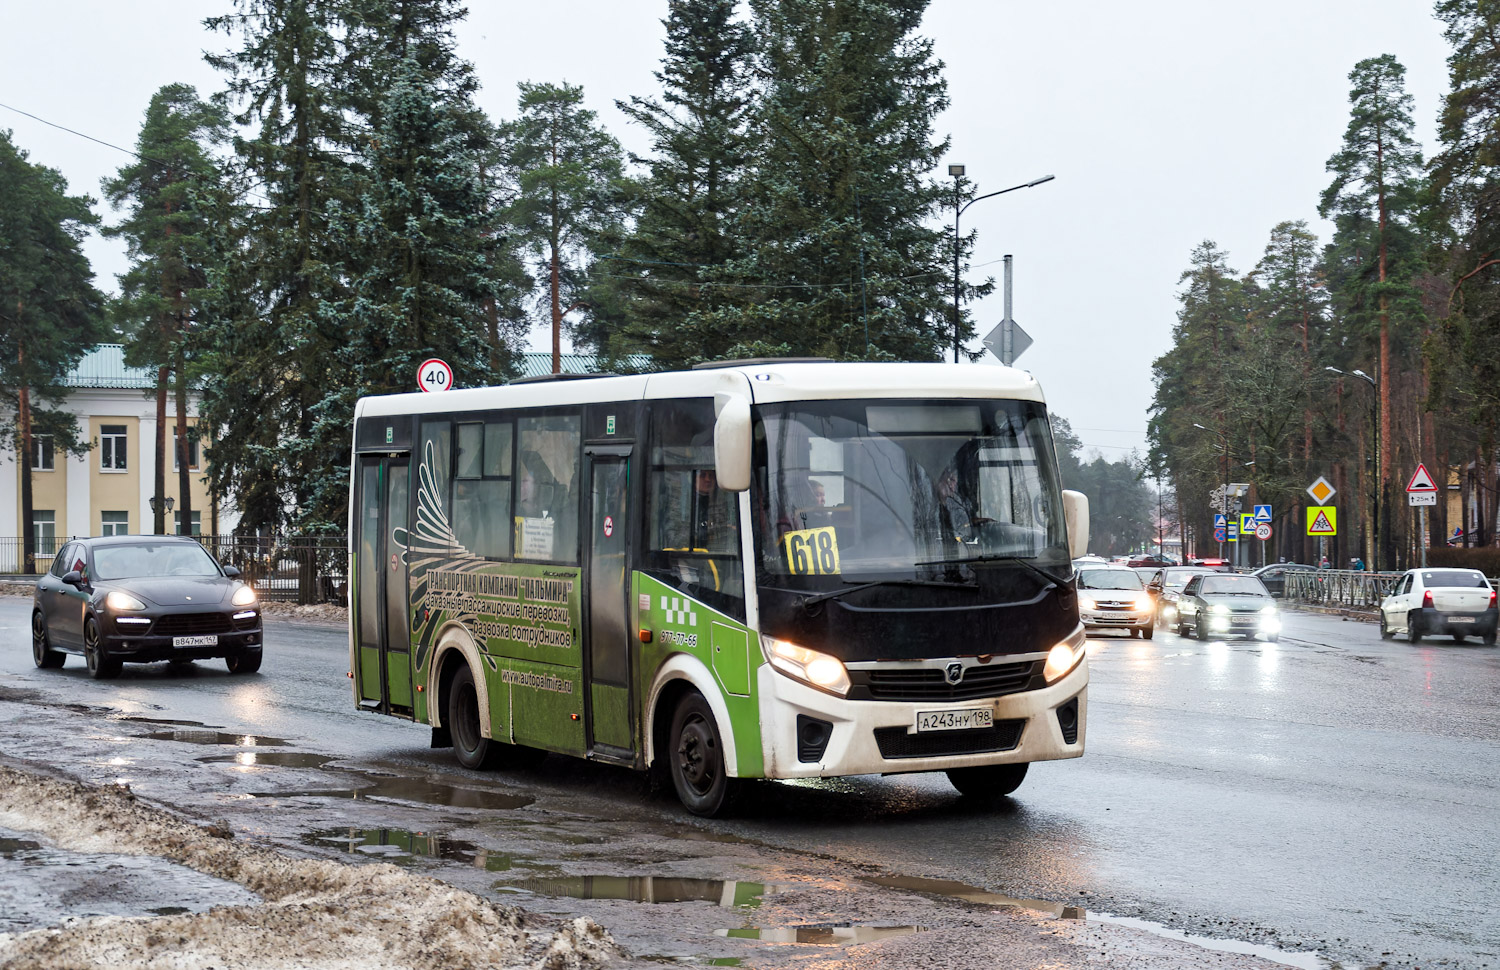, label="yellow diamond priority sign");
[1306,476,1336,505]
[1306,506,1337,536]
